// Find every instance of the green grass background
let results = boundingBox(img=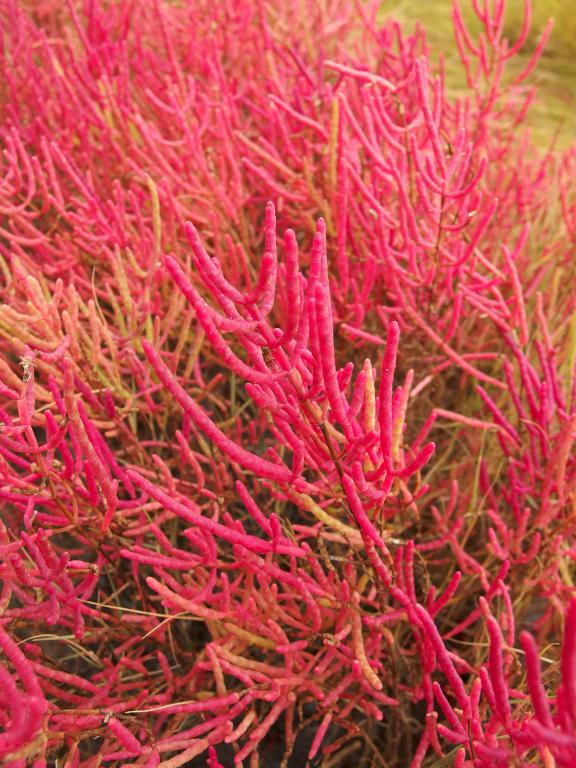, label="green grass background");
[382,0,576,147]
